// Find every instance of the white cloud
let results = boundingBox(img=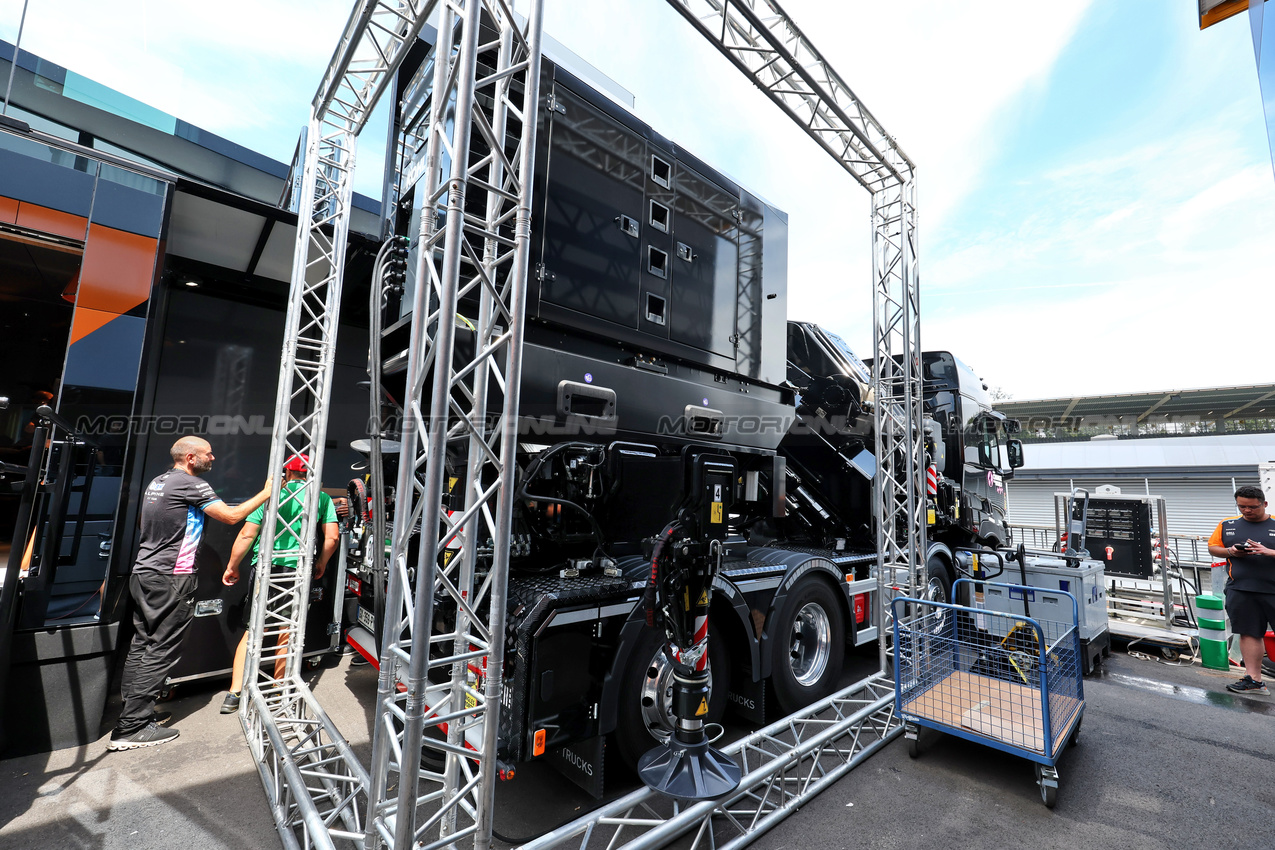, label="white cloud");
[527,0,1095,365]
